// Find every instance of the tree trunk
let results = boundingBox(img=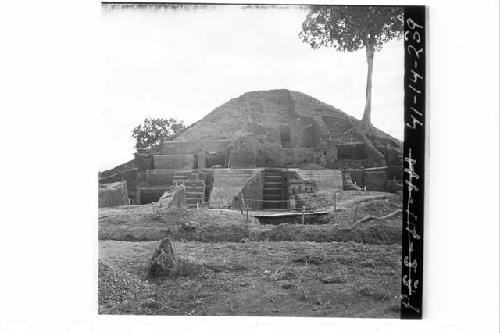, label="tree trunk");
[362,44,374,129]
